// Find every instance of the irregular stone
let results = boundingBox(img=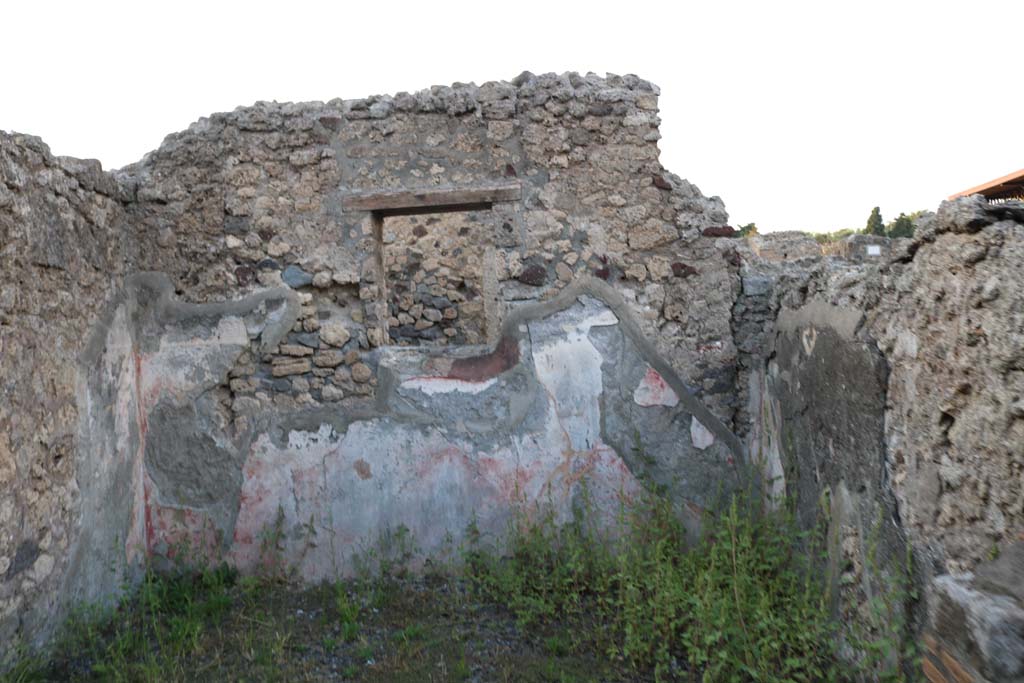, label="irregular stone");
[320,321,351,347]
[418,325,444,341]
[234,265,255,286]
[279,344,314,357]
[229,363,255,378]
[624,263,646,281]
[157,227,175,247]
[293,333,321,348]
[518,264,547,286]
[271,359,312,377]
[652,174,673,190]
[322,384,345,401]
[289,149,319,166]
[229,378,258,394]
[267,241,292,257]
[628,221,678,250]
[671,262,697,278]
[312,350,345,368]
[980,276,1001,303]
[282,265,313,288]
[351,362,373,383]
